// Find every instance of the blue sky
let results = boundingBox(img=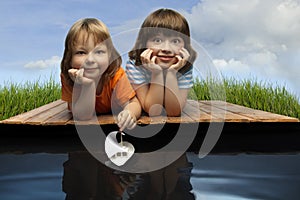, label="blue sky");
[1,0,300,98]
